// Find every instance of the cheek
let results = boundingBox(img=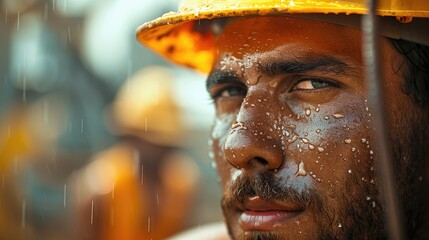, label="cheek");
[285,96,374,191]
